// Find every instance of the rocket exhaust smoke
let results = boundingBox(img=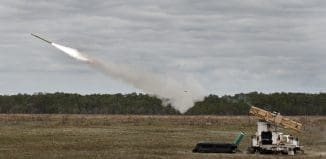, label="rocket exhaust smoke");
[52,43,90,62]
[89,59,205,113]
[33,34,204,113]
